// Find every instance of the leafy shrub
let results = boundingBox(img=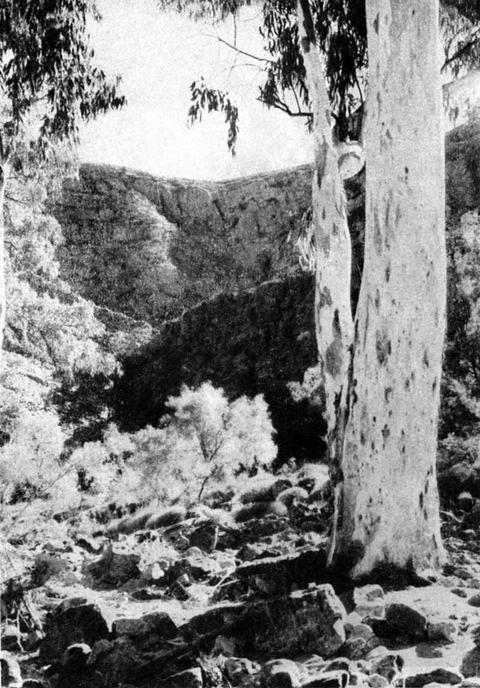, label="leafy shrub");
[72,383,277,508]
[6,275,119,378]
[0,405,77,510]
